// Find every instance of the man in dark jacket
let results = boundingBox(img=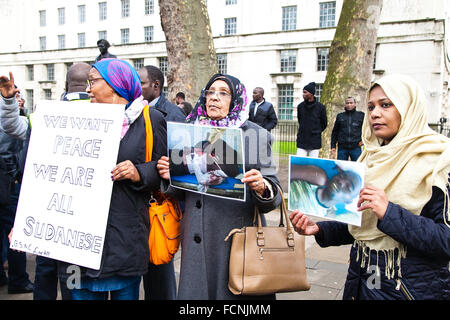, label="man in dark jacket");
[138,65,184,300]
[0,81,33,295]
[138,66,186,123]
[296,82,327,157]
[330,97,364,161]
[248,87,278,132]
